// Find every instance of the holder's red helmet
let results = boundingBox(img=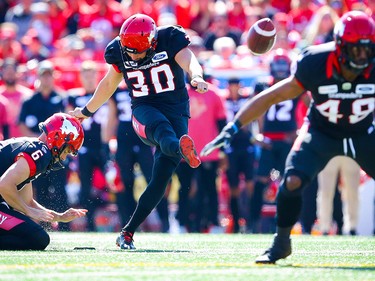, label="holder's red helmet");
[119,14,158,54]
[334,11,375,73]
[39,113,84,162]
